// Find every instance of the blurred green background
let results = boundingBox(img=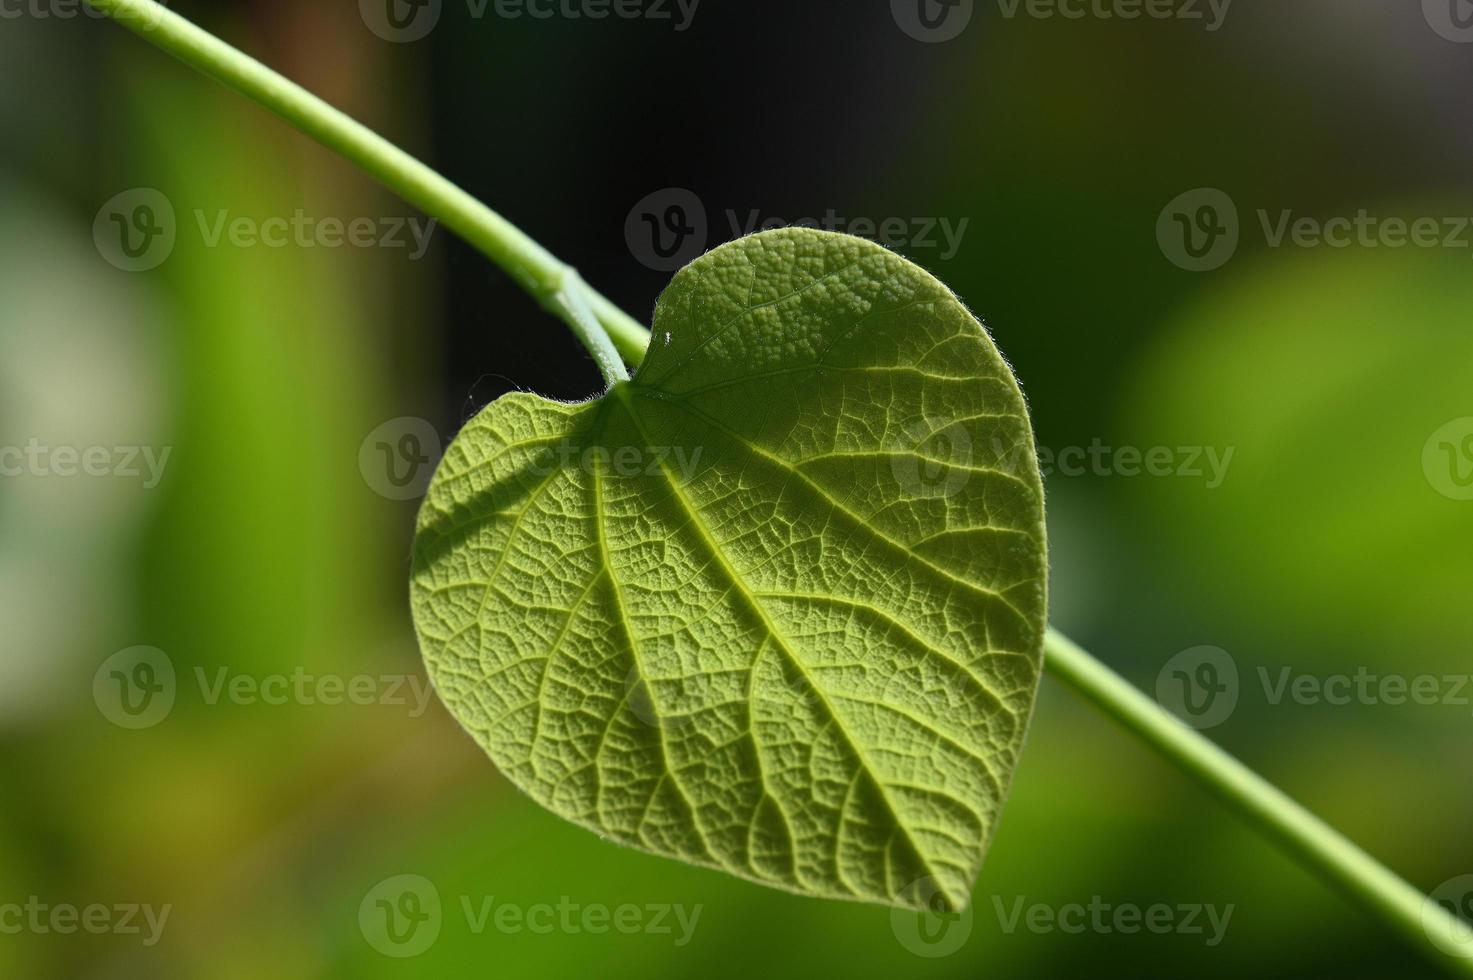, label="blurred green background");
[2,1,1471,976]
